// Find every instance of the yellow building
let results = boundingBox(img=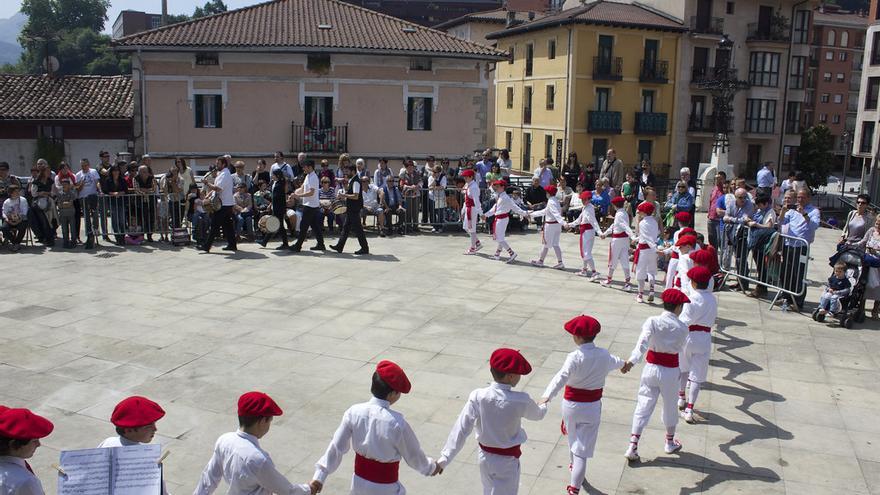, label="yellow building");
[487,1,685,175]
